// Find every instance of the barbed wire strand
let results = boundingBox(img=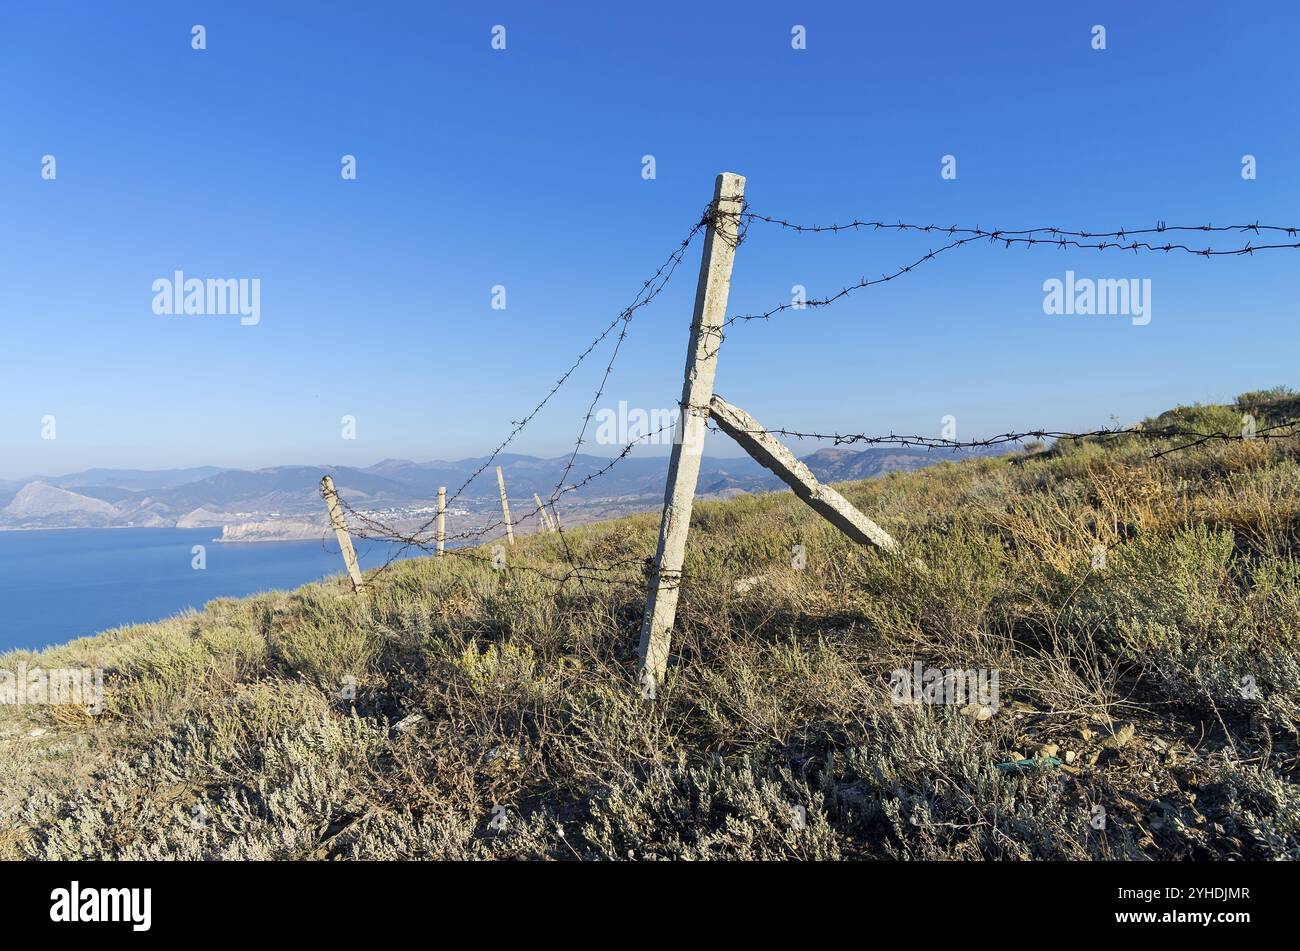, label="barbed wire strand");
[725,216,1300,327]
[541,201,722,586]
[337,421,681,588]
[700,415,1300,460]
[741,213,1299,241]
[323,207,1300,595]
[346,213,714,583]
